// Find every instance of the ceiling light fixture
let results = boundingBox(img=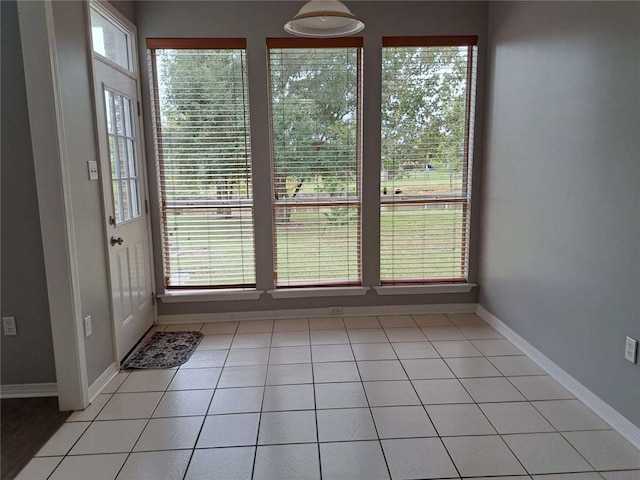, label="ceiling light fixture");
[284,0,365,38]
